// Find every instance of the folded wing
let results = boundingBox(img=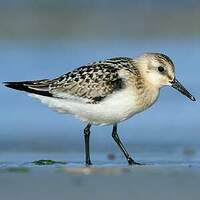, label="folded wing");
[4,57,137,104]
